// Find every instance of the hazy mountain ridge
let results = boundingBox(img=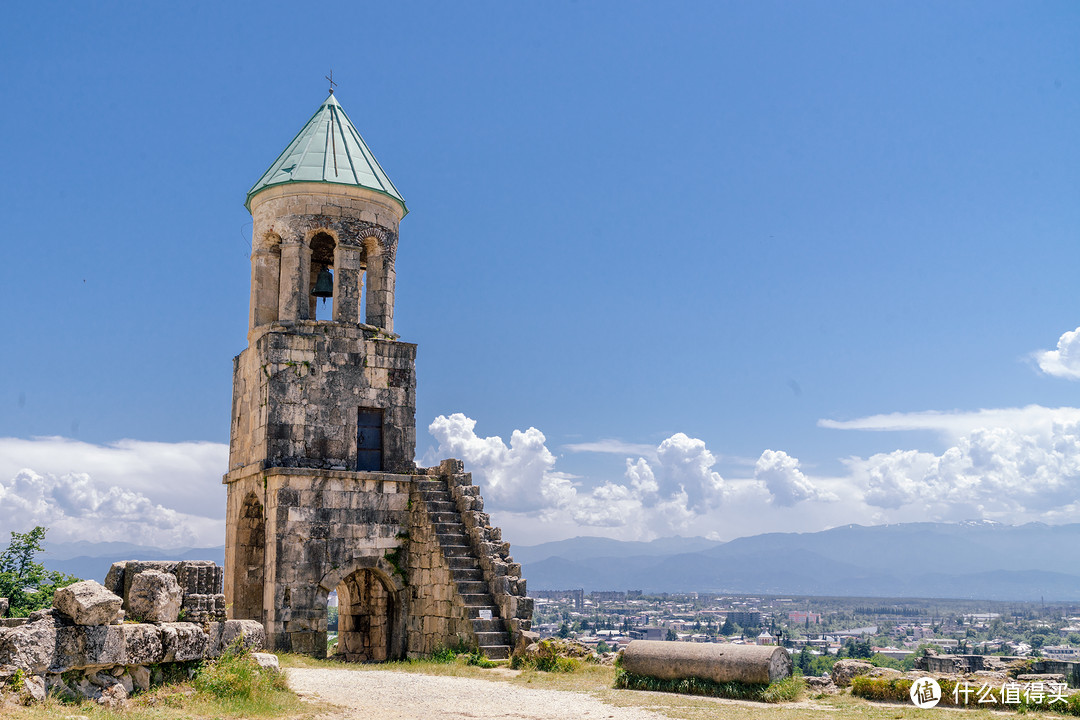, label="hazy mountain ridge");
[41,542,225,583]
[517,522,1080,601]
